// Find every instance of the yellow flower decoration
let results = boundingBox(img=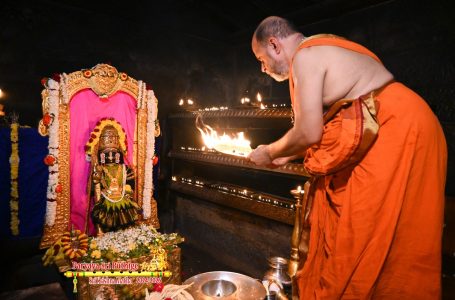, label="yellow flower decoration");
[91,250,101,259]
[10,121,20,236]
[89,241,97,249]
[124,184,132,193]
[10,201,18,211]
